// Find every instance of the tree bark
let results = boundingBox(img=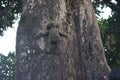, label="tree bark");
[16,0,110,80]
